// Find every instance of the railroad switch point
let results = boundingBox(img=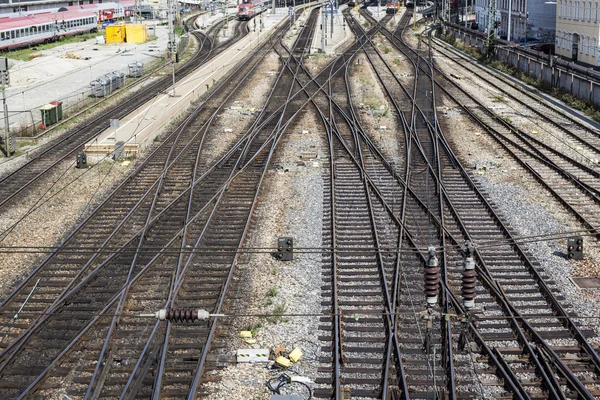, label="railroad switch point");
[567,236,584,260]
[76,153,87,169]
[272,237,293,261]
